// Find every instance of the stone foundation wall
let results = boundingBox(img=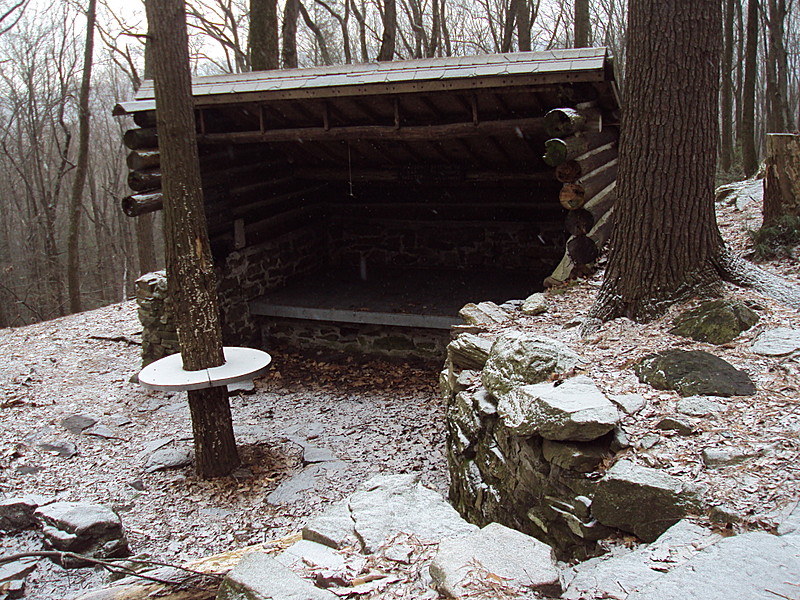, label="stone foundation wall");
[442,331,625,561]
[216,225,329,346]
[135,271,179,366]
[331,218,565,274]
[263,319,449,362]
